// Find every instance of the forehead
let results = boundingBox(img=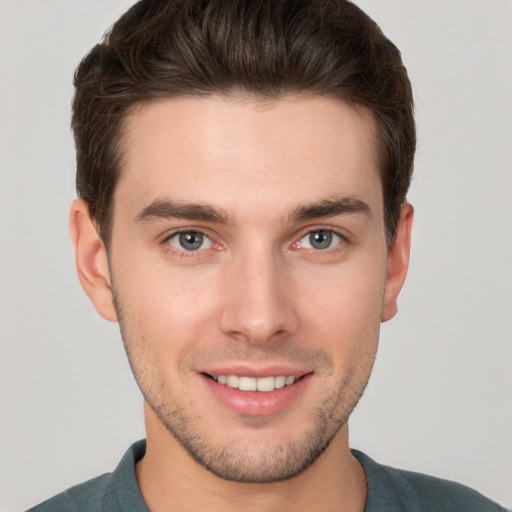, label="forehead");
[115,94,382,221]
